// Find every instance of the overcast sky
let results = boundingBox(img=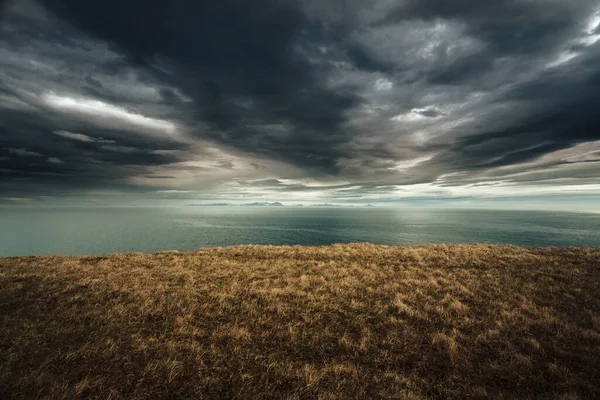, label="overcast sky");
[1,0,600,208]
